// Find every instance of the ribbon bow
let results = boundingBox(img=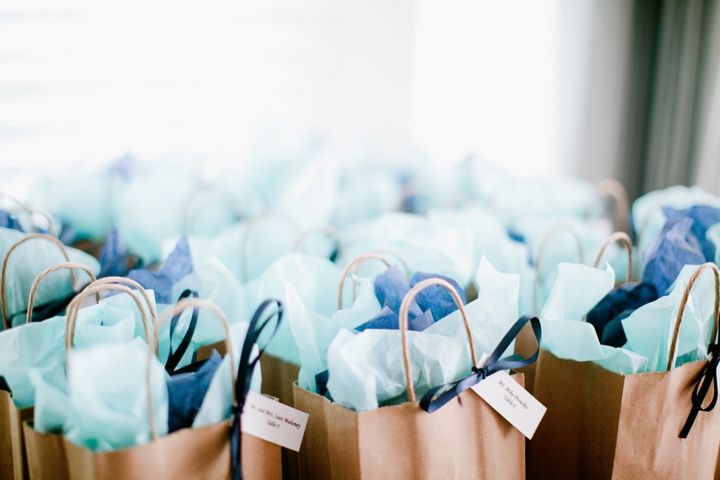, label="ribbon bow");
[231,299,283,480]
[679,343,719,438]
[420,315,541,413]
